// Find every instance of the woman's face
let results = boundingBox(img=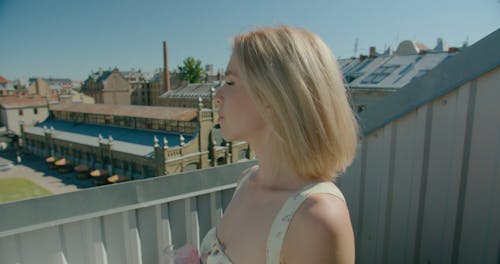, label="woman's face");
[215,54,267,143]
